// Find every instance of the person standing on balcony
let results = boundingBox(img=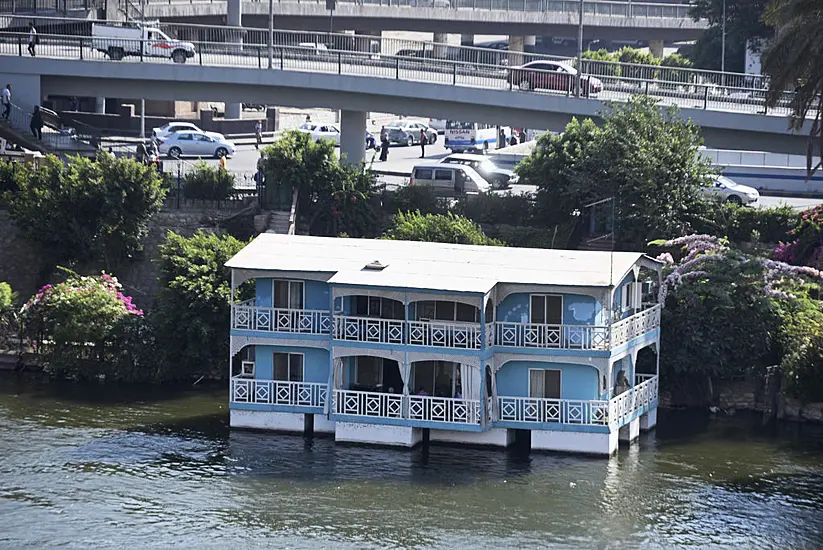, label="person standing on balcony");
[30,105,42,140]
[27,22,37,57]
[2,84,10,120]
